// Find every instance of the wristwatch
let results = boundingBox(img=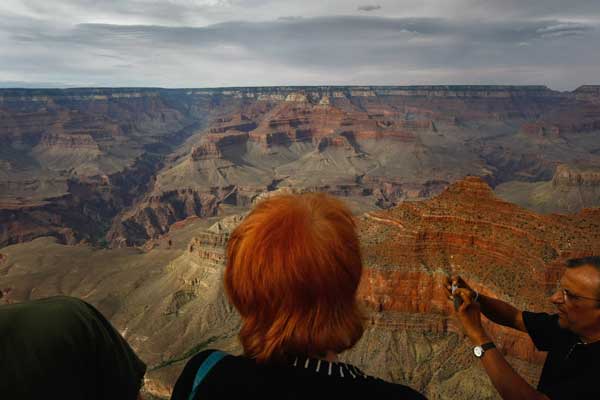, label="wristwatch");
[473,342,496,358]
